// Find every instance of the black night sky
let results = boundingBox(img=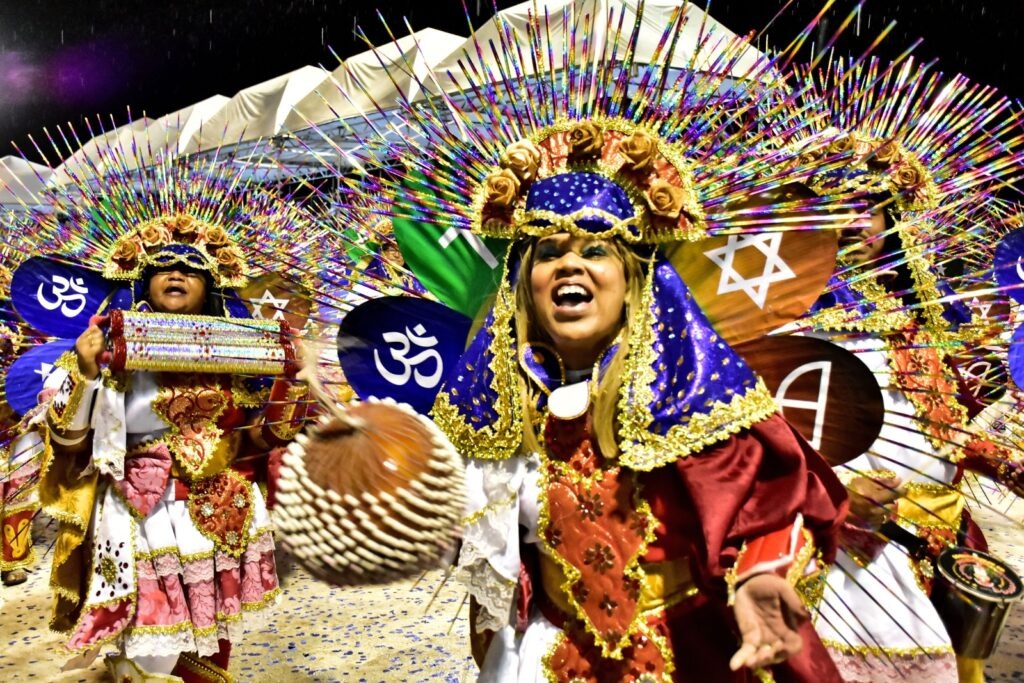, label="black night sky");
[1,0,1021,164]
